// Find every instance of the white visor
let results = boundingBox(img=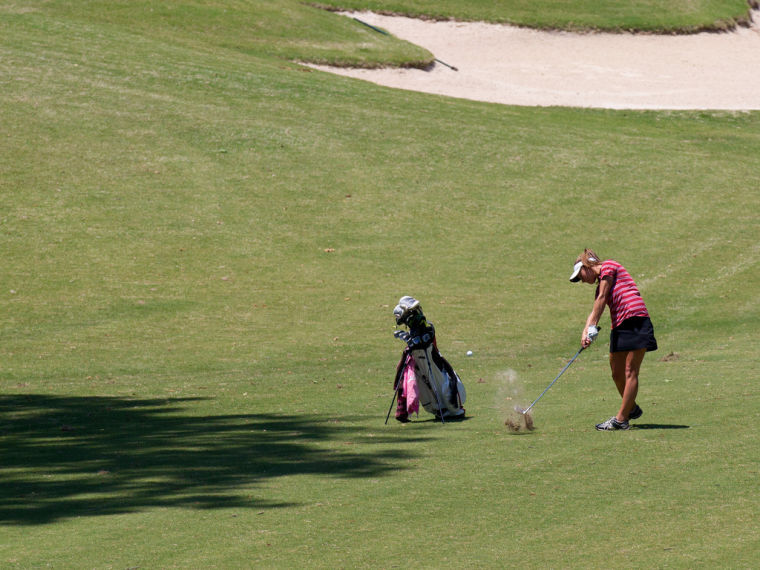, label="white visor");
[569,261,583,282]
